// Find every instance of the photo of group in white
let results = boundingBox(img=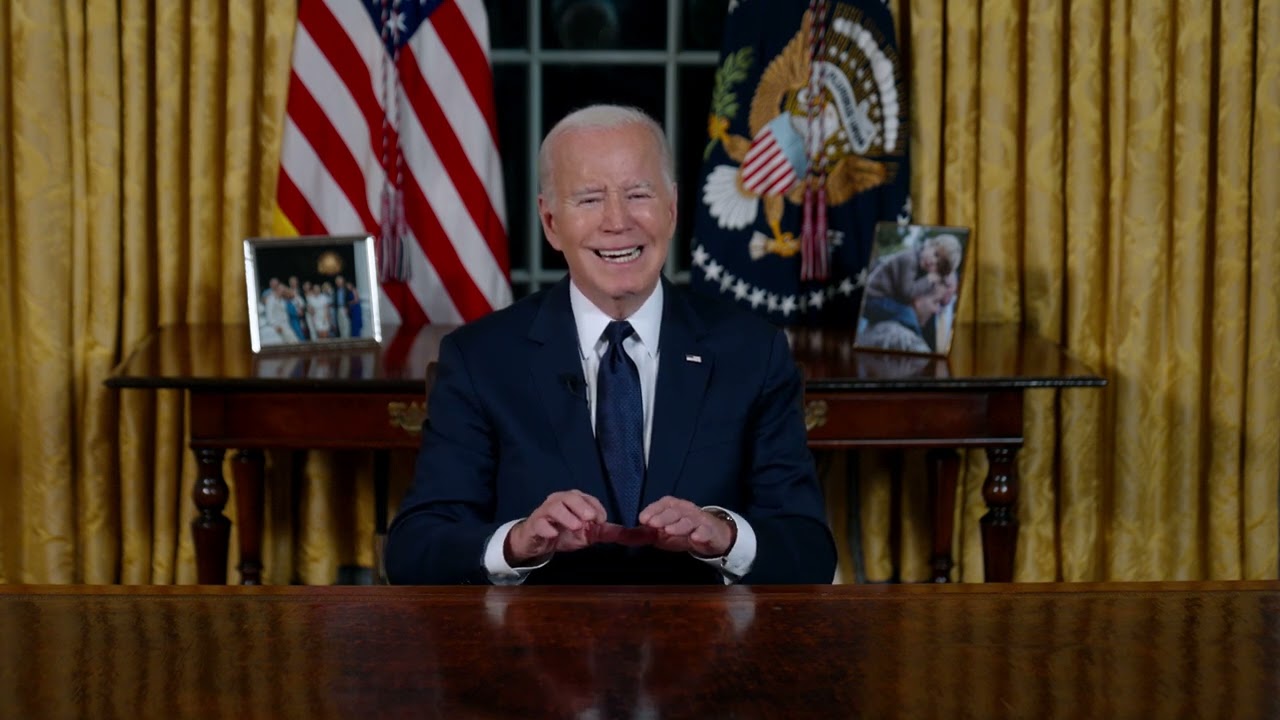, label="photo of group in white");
[258,272,365,344]
[245,235,380,352]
